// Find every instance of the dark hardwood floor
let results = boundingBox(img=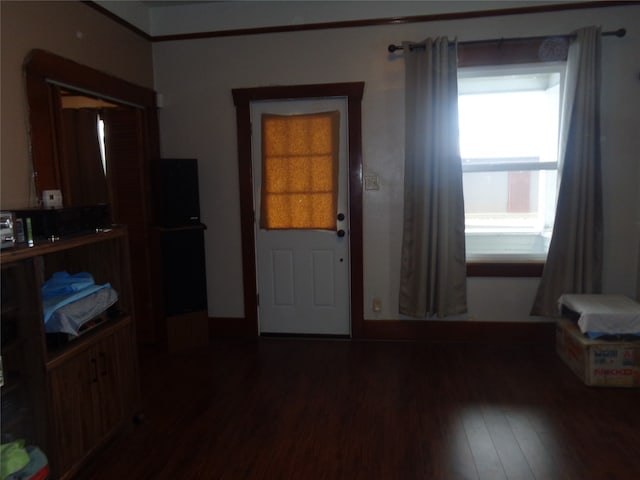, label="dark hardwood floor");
[77,338,640,480]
